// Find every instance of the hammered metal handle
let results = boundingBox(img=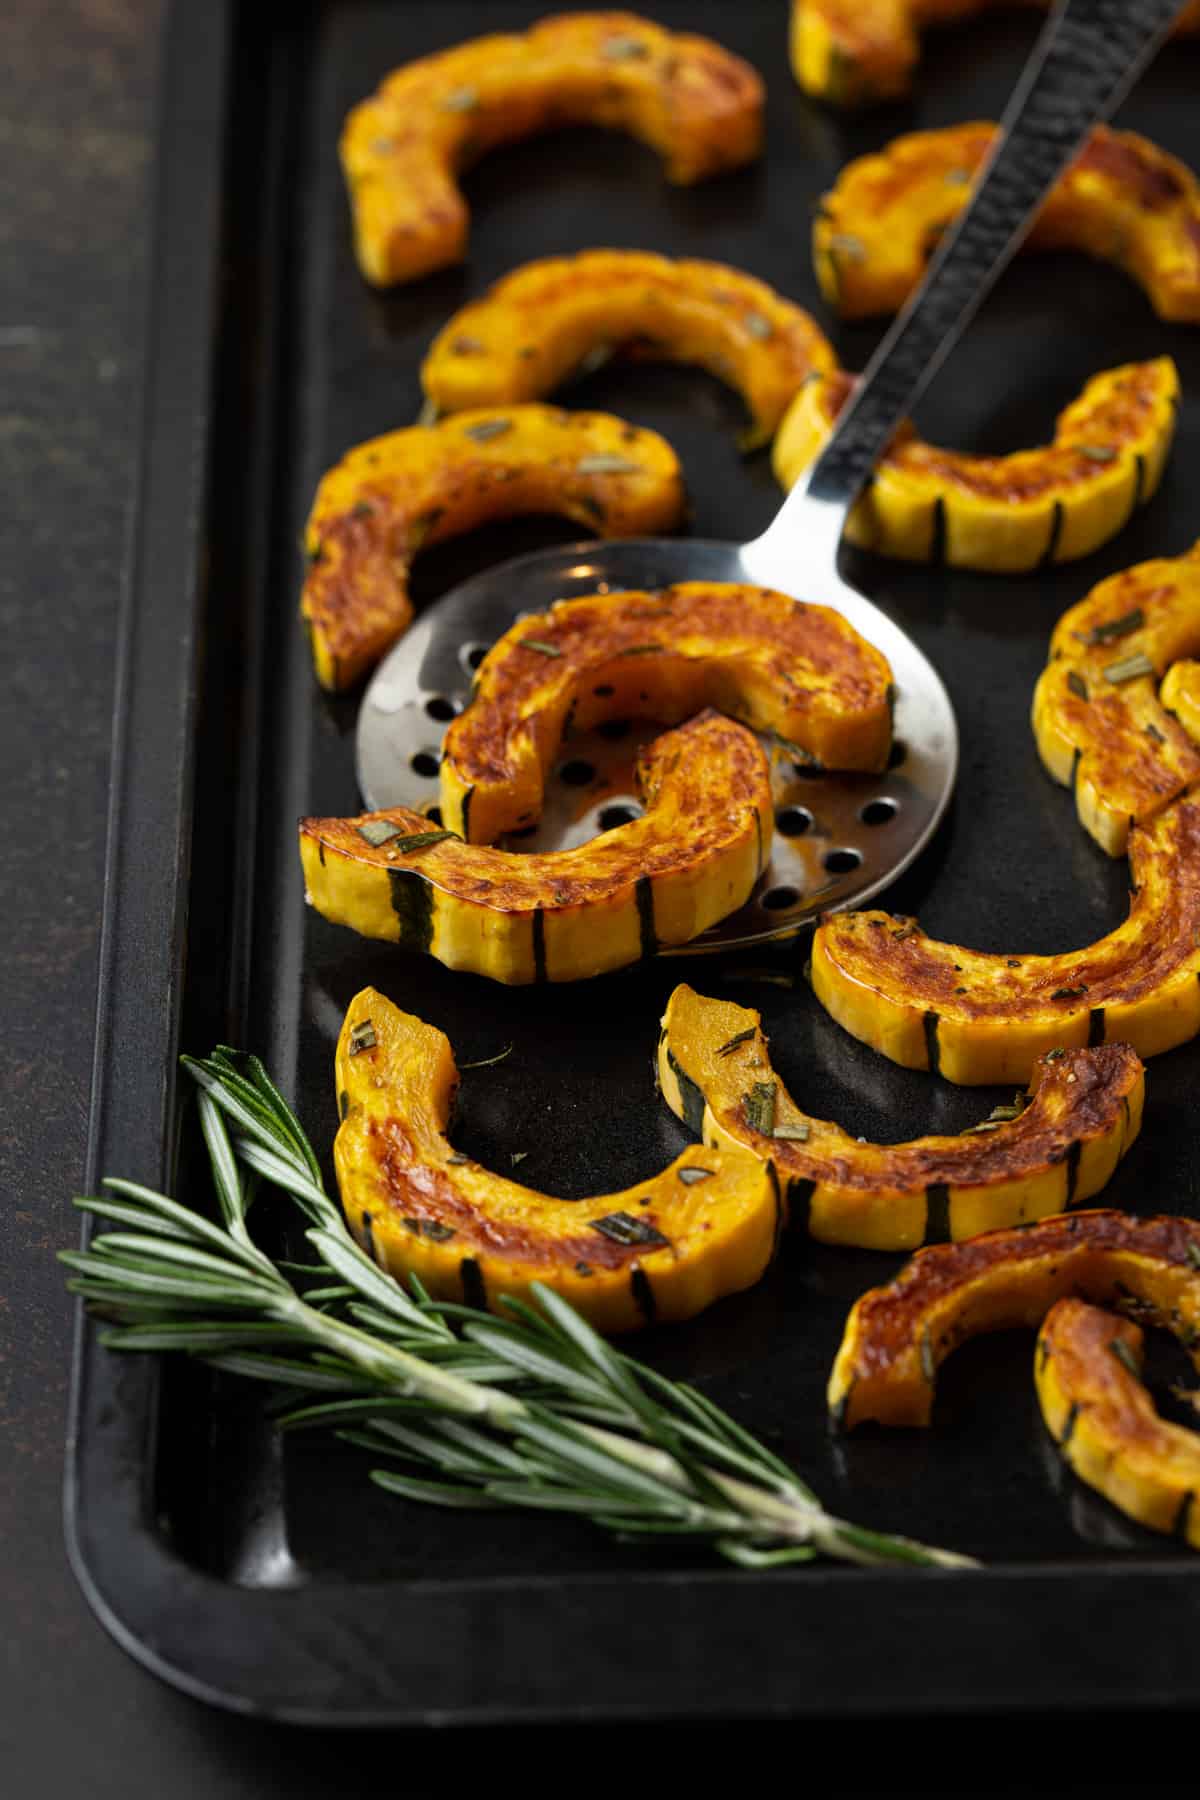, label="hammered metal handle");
[781,0,1186,526]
